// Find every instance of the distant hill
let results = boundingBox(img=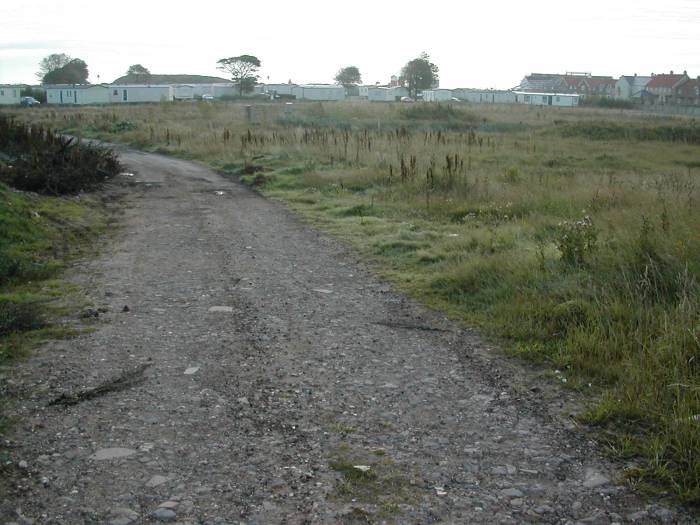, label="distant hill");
[111,74,231,85]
